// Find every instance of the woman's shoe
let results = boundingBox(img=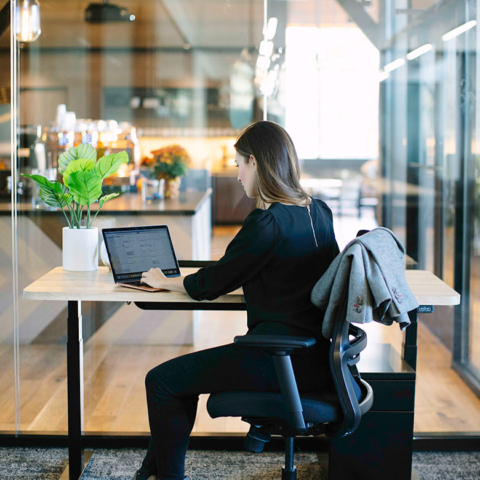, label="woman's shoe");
[131,469,157,480]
